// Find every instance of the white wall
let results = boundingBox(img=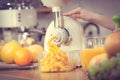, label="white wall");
[37,0,120,38]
